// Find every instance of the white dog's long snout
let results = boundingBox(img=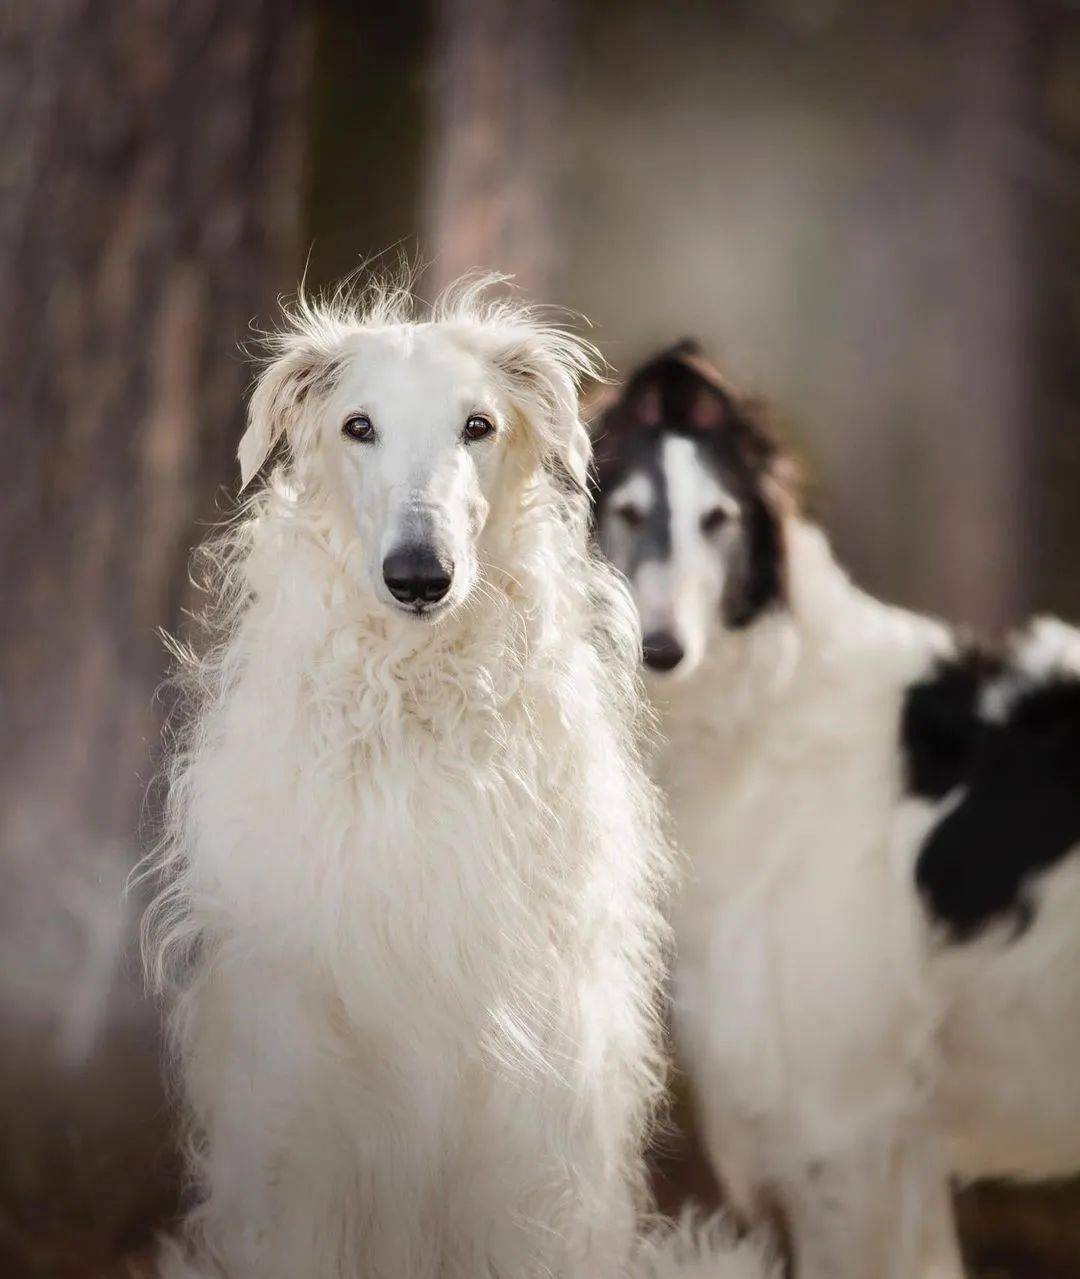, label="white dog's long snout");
[379,500,460,612]
[354,428,483,618]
